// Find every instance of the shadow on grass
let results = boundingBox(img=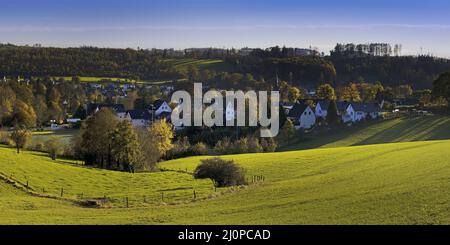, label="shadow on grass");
[281,115,450,152]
